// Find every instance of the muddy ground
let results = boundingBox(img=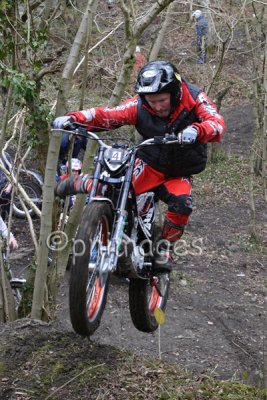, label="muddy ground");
[0,104,266,399]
